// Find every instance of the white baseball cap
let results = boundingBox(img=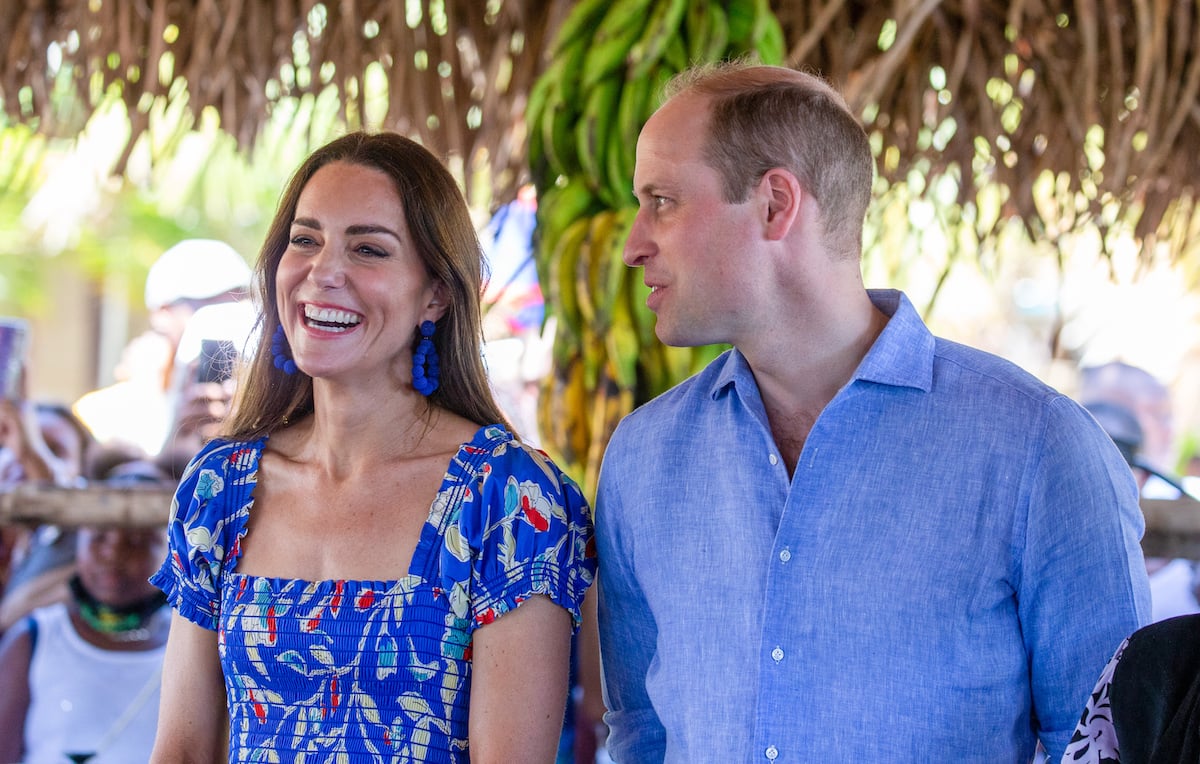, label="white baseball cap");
[144,239,252,310]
